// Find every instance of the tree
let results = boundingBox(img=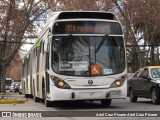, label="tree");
[0,0,56,92]
[56,0,112,11]
[112,0,160,72]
